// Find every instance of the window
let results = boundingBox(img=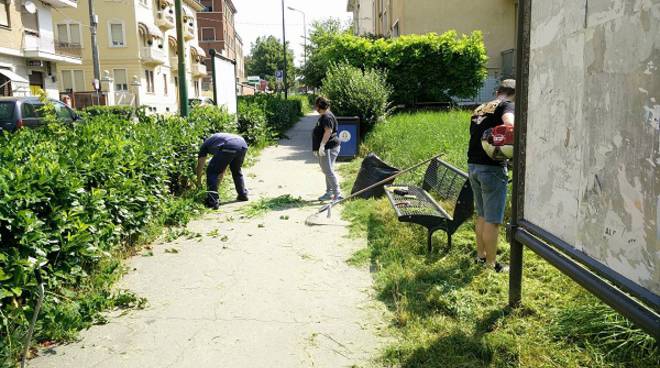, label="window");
[0,0,10,28]
[139,0,148,7]
[21,102,44,119]
[57,23,82,47]
[21,7,39,34]
[193,80,199,97]
[53,102,74,122]
[145,70,154,93]
[163,74,168,95]
[201,27,215,41]
[113,69,128,91]
[61,70,85,91]
[109,22,125,47]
